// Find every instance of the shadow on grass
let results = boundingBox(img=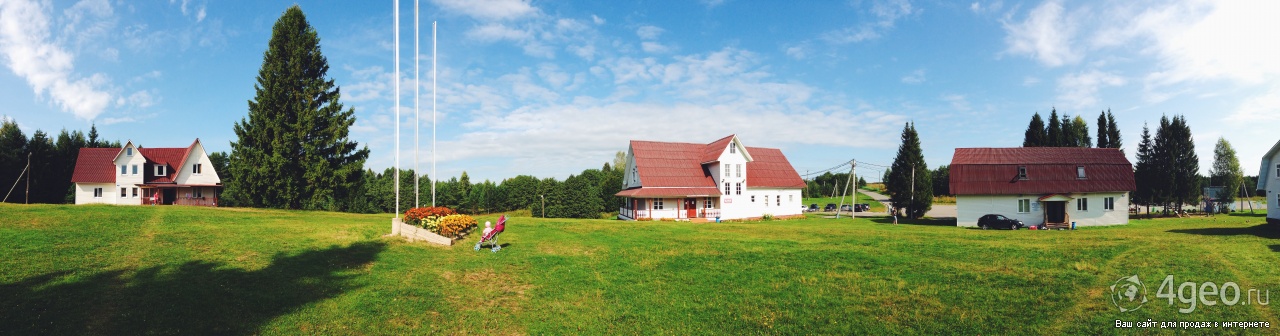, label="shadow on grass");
[1167,224,1280,239]
[0,241,385,335]
[865,216,957,227]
